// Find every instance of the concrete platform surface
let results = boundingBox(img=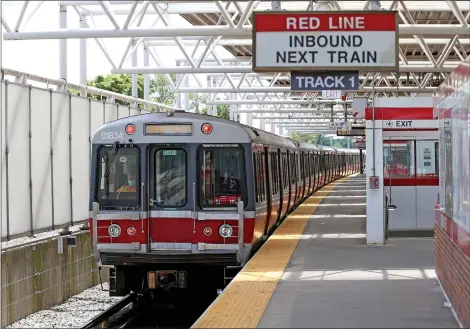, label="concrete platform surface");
[258,175,458,328]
